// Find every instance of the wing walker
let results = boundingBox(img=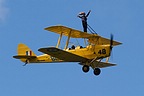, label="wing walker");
[13,25,122,76]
